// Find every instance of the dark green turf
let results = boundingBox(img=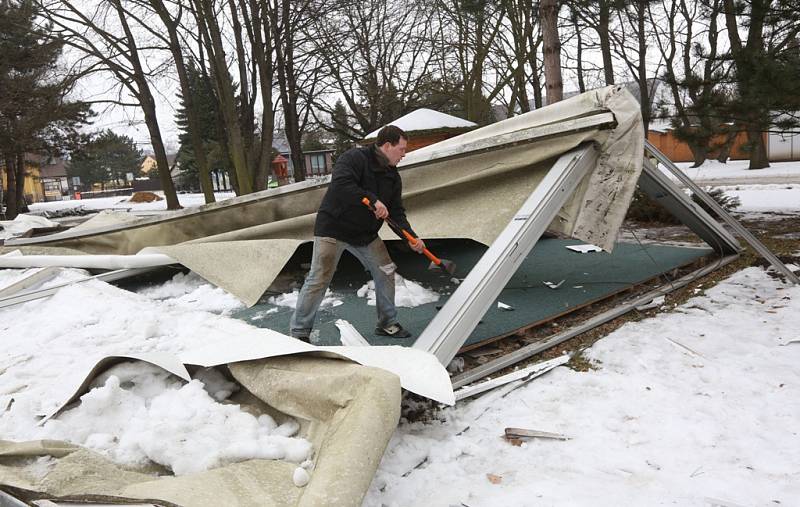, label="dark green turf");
[233,238,712,348]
